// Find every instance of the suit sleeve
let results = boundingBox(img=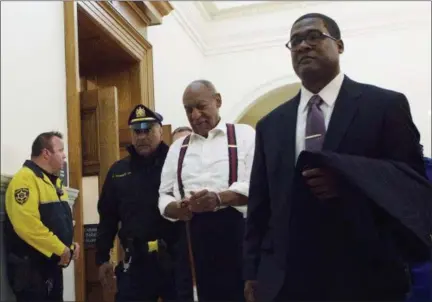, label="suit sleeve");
[96,167,119,265]
[243,122,271,280]
[5,175,66,257]
[378,93,429,260]
[381,93,426,177]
